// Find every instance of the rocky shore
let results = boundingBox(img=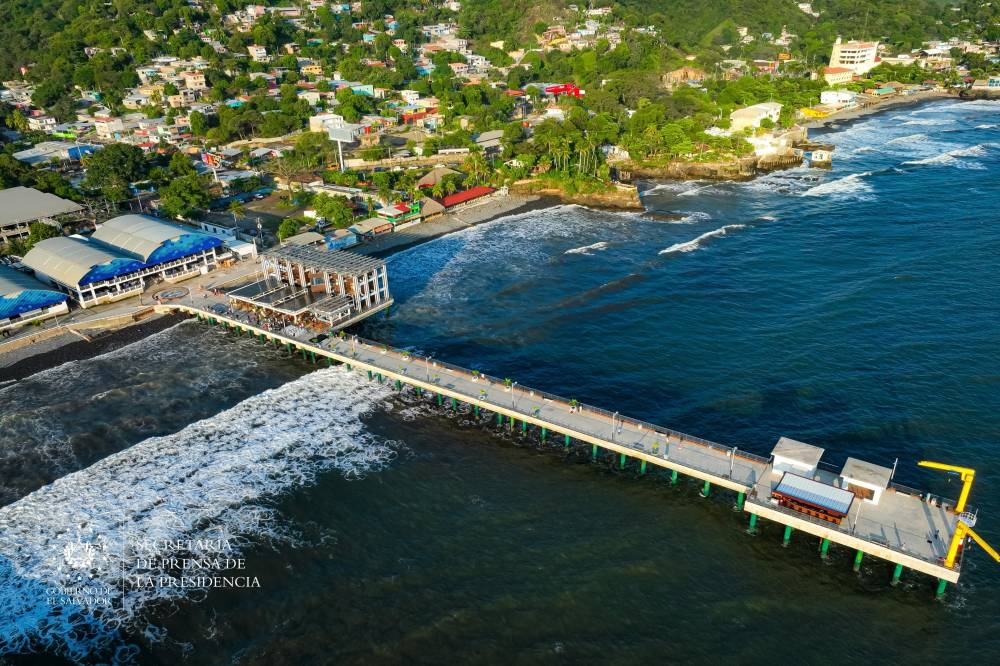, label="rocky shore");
[509,179,644,210]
